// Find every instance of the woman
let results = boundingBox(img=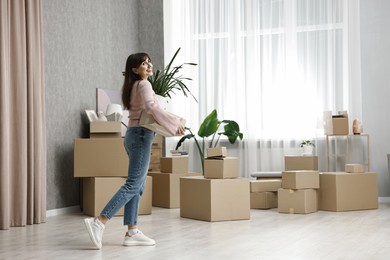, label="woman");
[84,53,185,249]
